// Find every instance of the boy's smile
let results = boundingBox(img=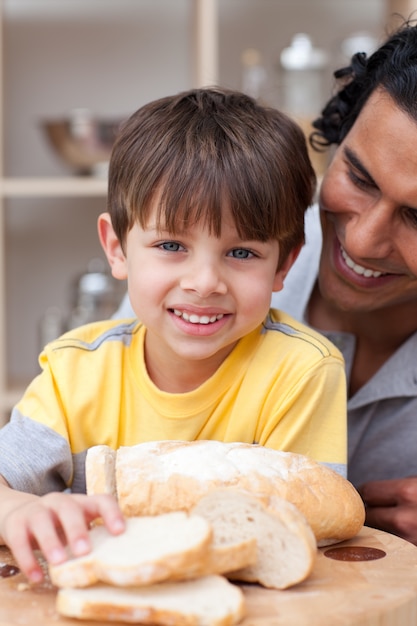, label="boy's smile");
[169,307,229,336]
[101,204,293,391]
[171,309,224,325]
